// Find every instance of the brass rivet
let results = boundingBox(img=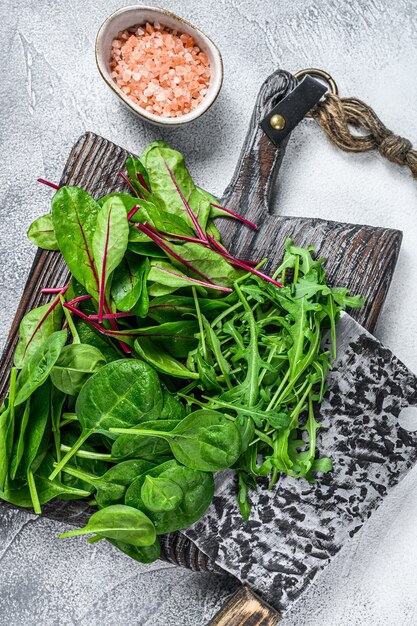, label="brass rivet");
[270,114,286,130]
